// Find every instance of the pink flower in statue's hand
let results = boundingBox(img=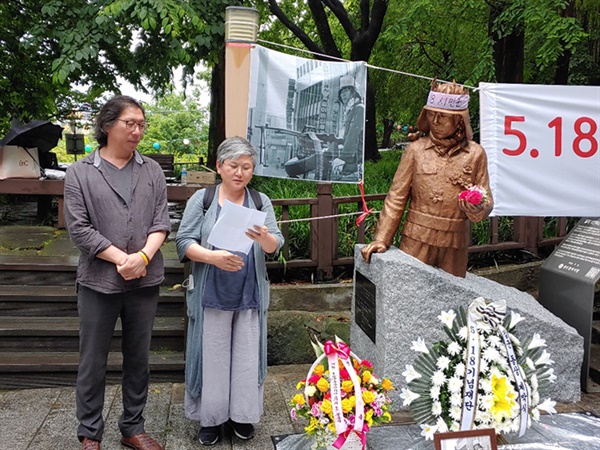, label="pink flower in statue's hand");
[464,190,482,205]
[459,185,487,206]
